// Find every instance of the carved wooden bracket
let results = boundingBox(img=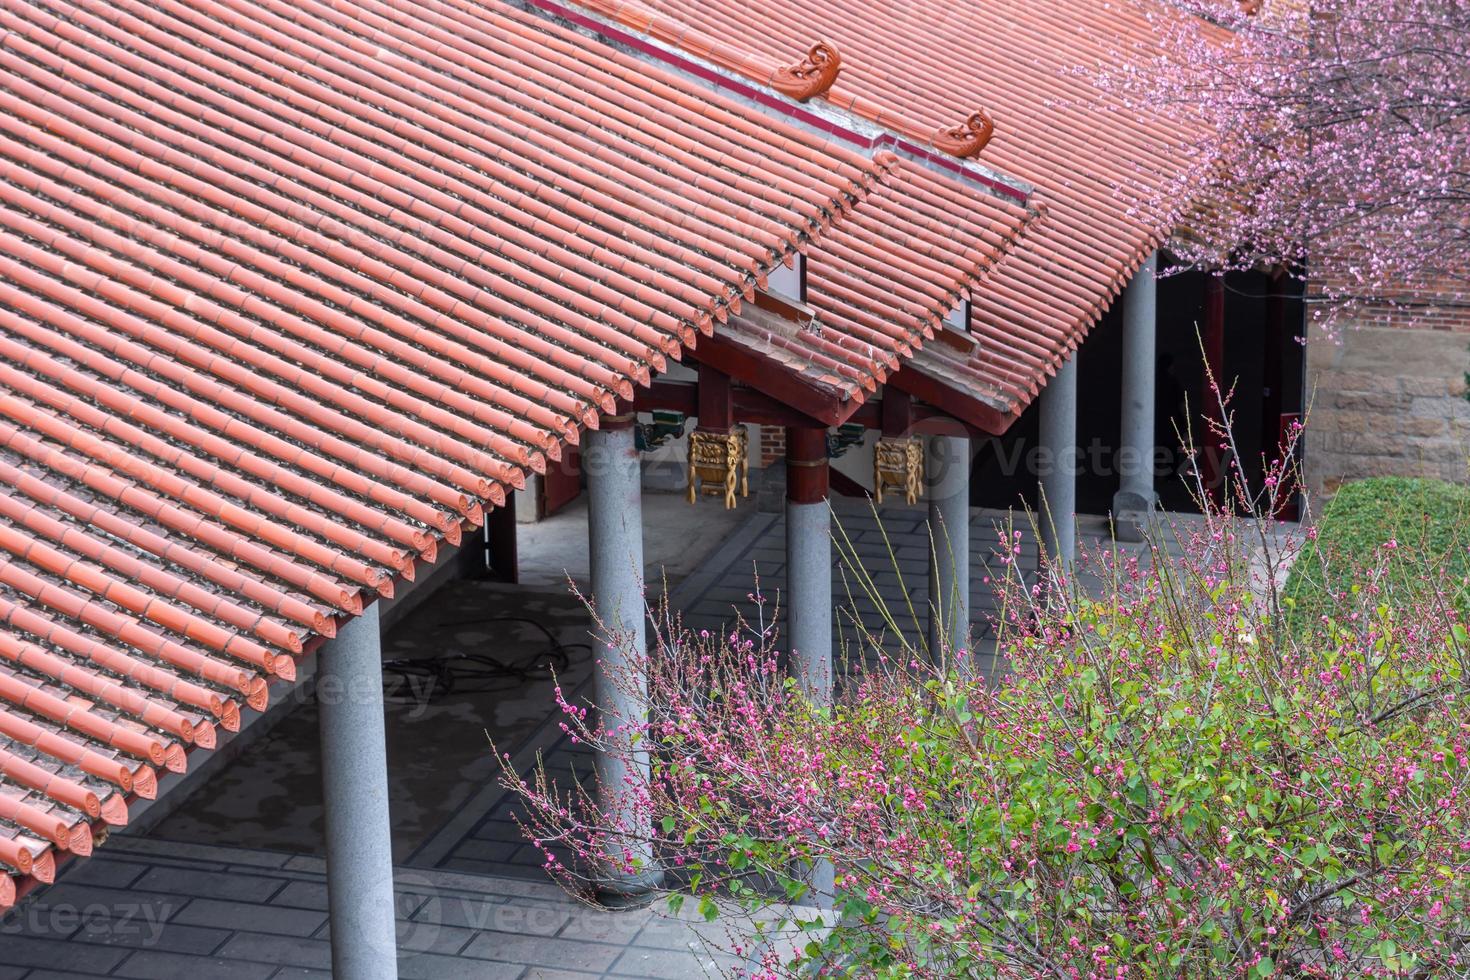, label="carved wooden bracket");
[874,437,924,505]
[688,428,750,509]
